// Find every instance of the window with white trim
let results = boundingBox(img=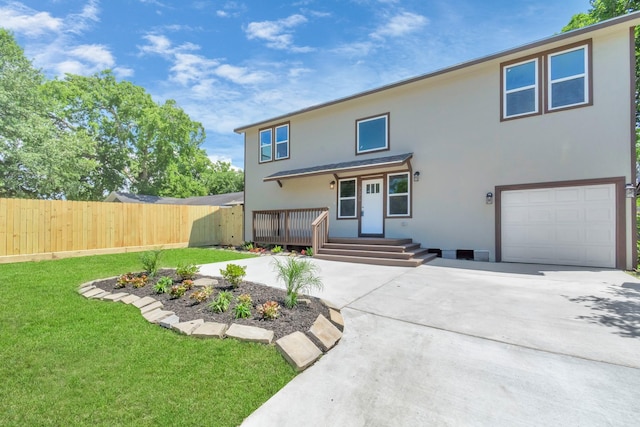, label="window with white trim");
[548,45,588,110]
[356,114,389,154]
[259,123,289,163]
[338,179,357,218]
[387,173,410,216]
[503,59,538,118]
